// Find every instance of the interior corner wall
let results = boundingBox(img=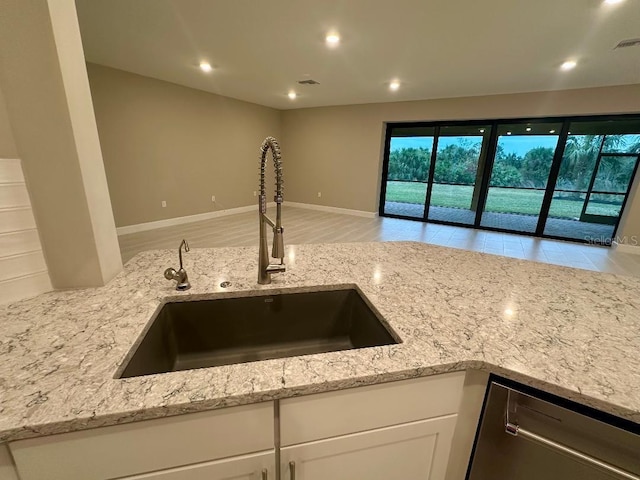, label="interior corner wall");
[618,169,640,244]
[0,85,18,158]
[87,63,282,228]
[280,84,640,215]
